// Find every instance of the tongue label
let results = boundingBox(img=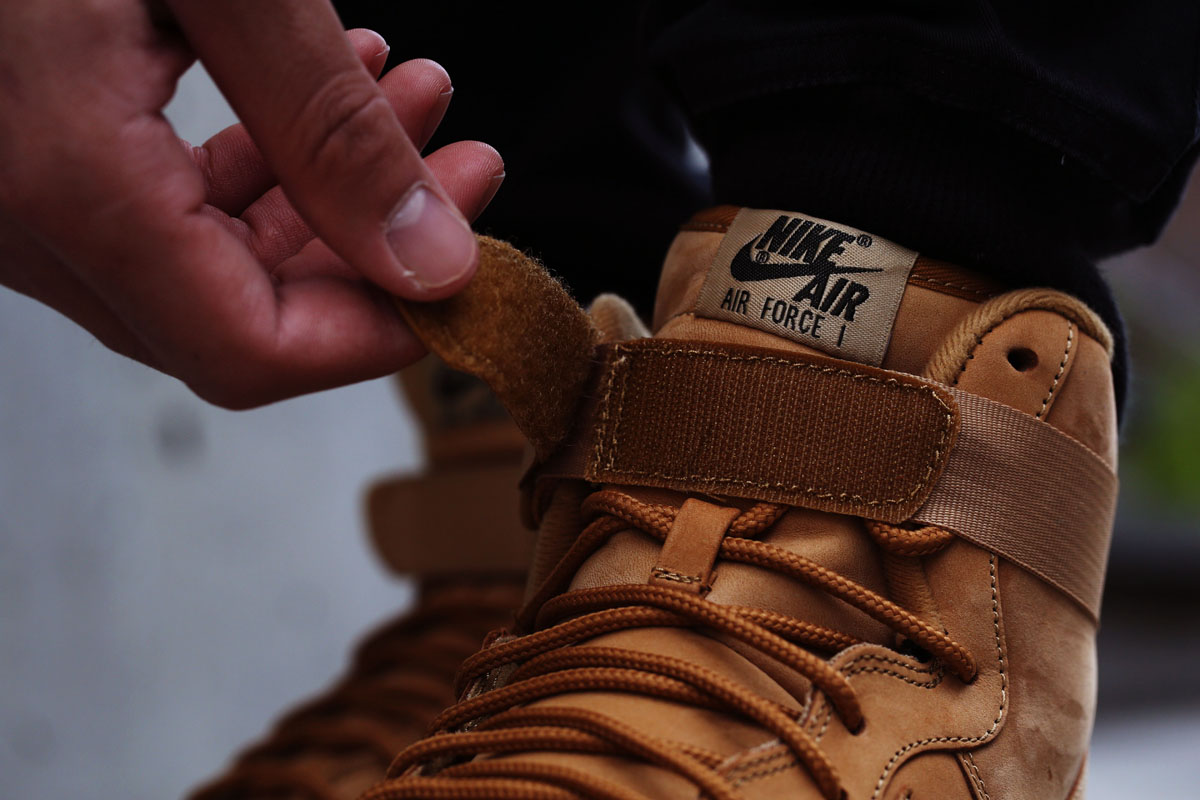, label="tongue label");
[694,208,917,366]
